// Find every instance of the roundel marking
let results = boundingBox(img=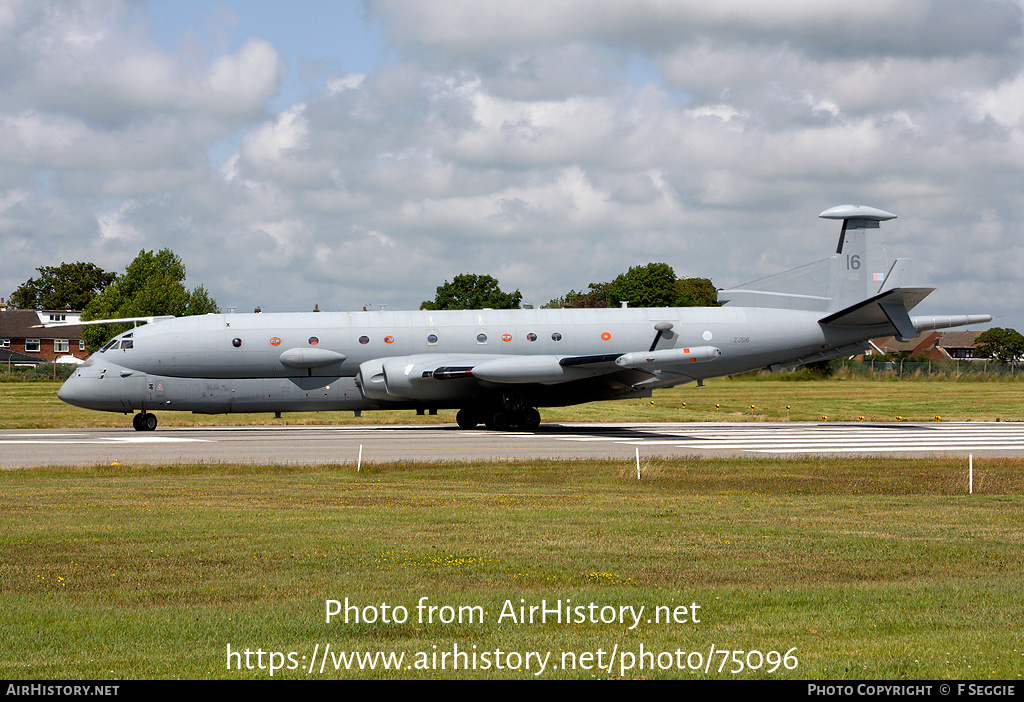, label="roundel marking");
[702,331,713,341]
[601,332,611,341]
[270,337,281,346]
[502,334,512,342]
[385,336,395,344]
